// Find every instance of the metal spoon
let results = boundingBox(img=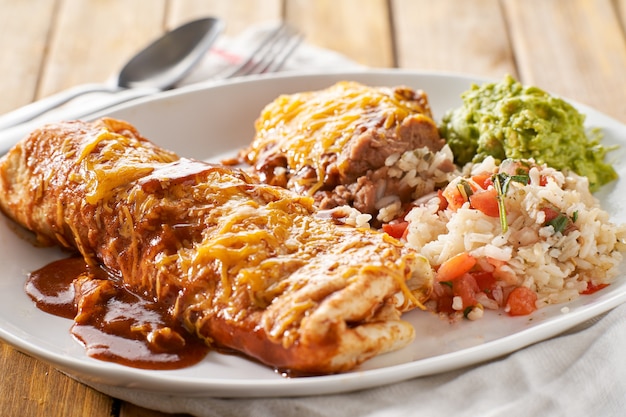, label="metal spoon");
[0,17,224,130]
